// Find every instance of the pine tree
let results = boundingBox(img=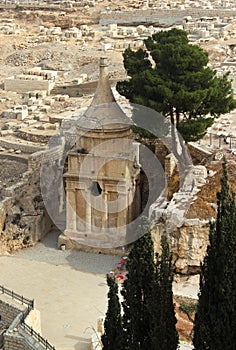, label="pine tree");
[121,216,155,349]
[193,161,236,350]
[151,235,179,350]
[117,28,236,142]
[101,275,123,350]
